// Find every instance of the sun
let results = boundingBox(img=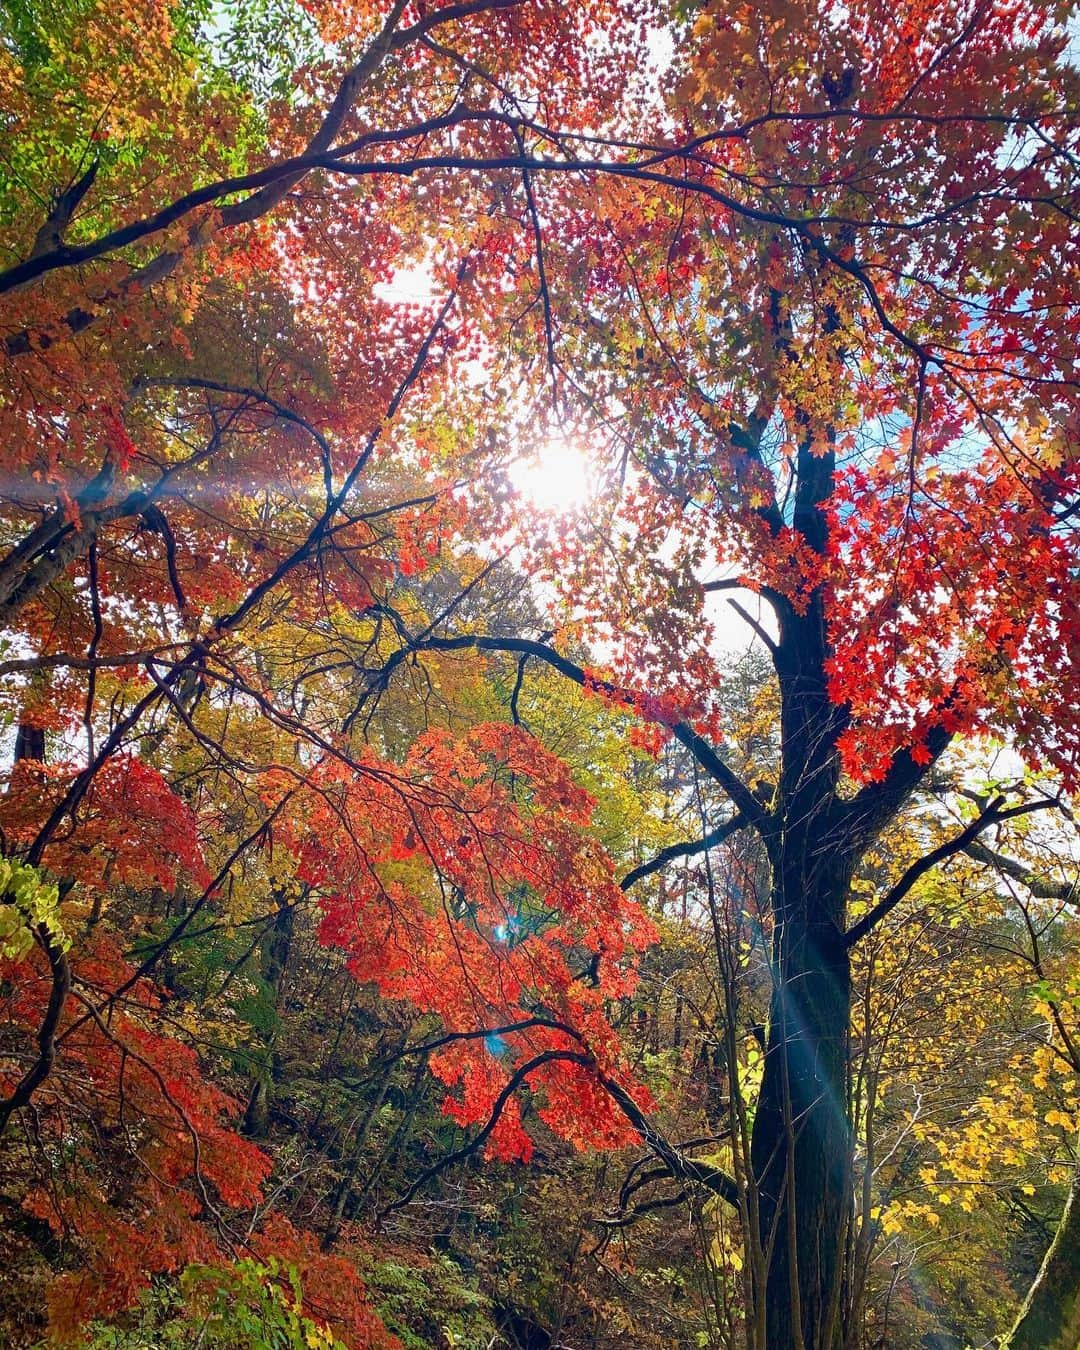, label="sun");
[372,261,437,306]
[508,436,596,515]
